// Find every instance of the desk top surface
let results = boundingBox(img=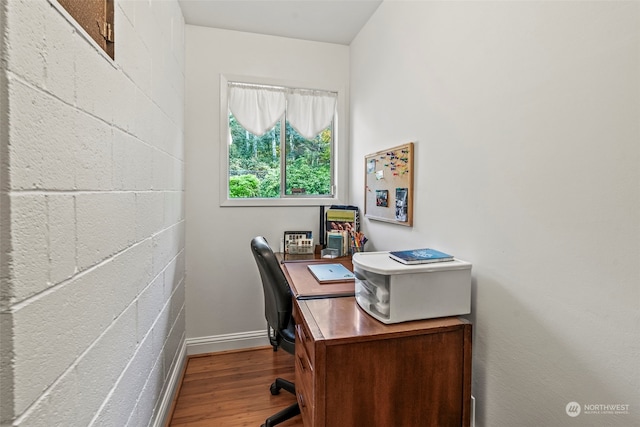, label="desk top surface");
[279,256,355,299]
[297,297,468,342]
